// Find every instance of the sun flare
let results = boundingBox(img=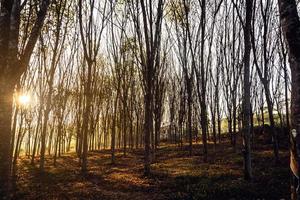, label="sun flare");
[18,94,31,106]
